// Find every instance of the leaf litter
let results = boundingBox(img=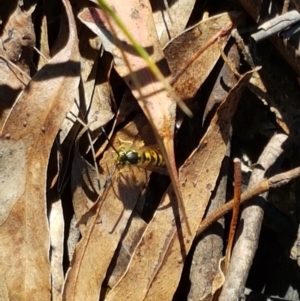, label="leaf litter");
[1,1,300,301]
[0,0,80,300]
